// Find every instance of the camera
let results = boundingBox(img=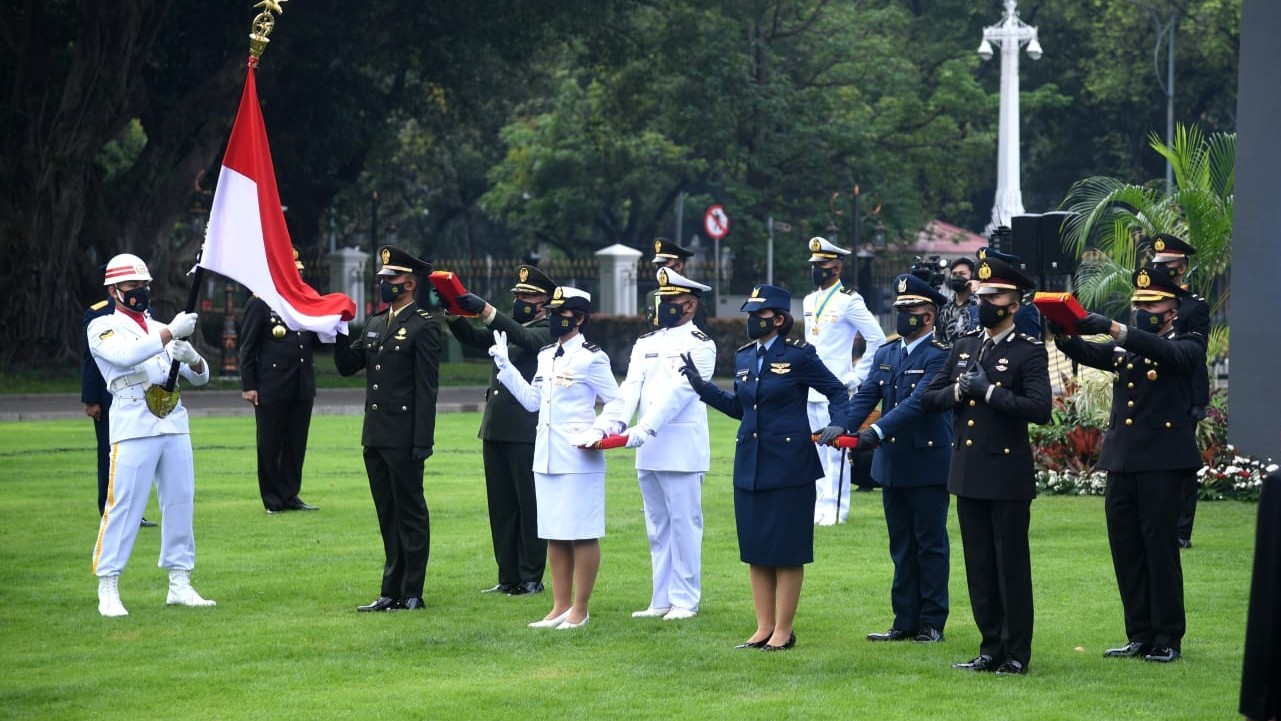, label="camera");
[909,255,949,290]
